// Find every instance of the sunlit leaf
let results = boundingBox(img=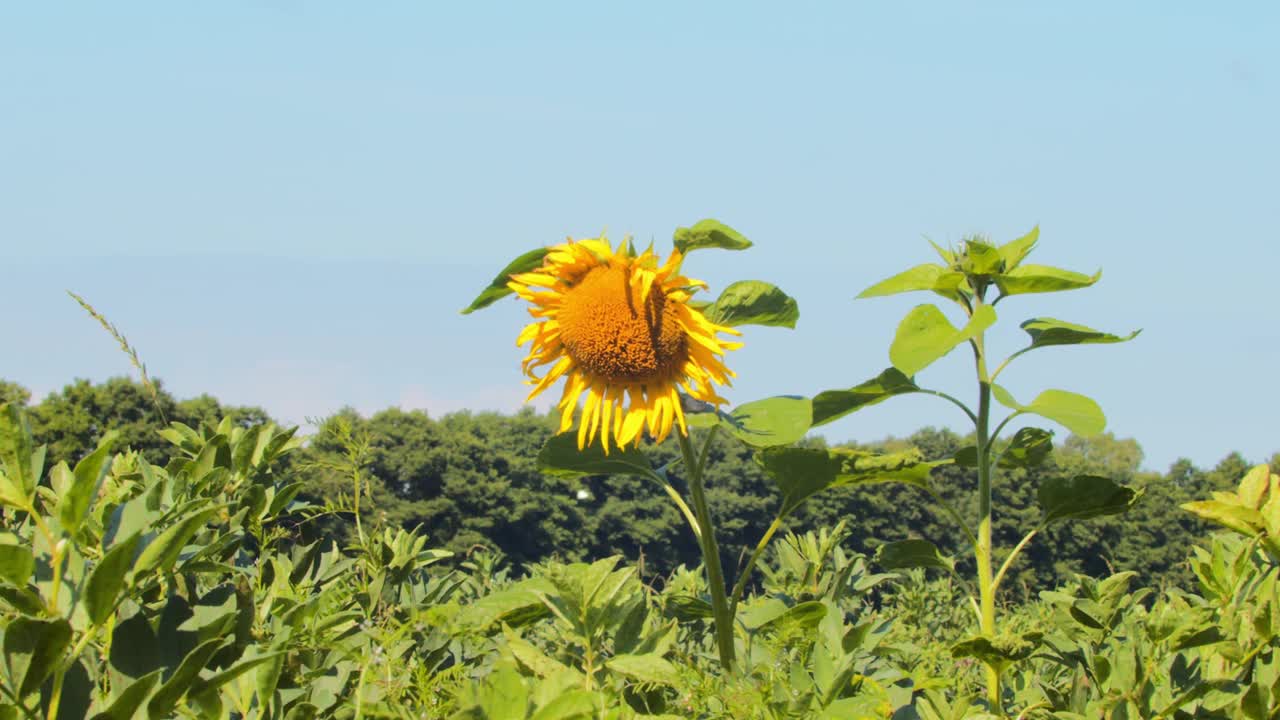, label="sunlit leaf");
[460,247,551,314]
[3,617,72,697]
[85,533,142,625]
[997,226,1039,270]
[1019,317,1140,350]
[606,653,682,686]
[706,280,799,328]
[857,264,964,299]
[991,385,1105,437]
[889,304,995,377]
[58,430,118,535]
[718,396,811,448]
[811,368,920,427]
[673,219,752,253]
[0,544,34,587]
[995,264,1100,296]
